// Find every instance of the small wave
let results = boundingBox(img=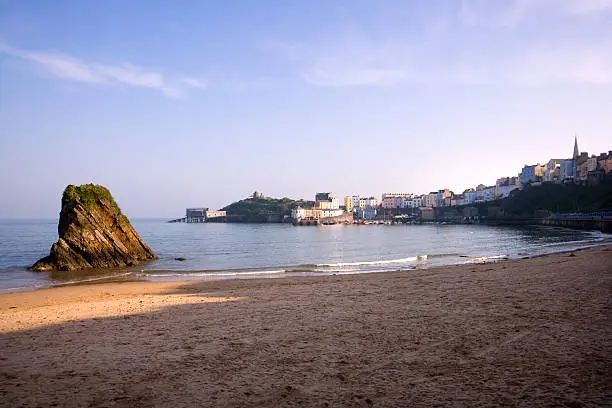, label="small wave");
[535,238,607,249]
[312,267,362,273]
[0,284,48,293]
[52,272,134,286]
[316,256,426,268]
[464,255,508,264]
[283,268,318,273]
[295,264,318,269]
[427,253,461,258]
[143,269,287,278]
